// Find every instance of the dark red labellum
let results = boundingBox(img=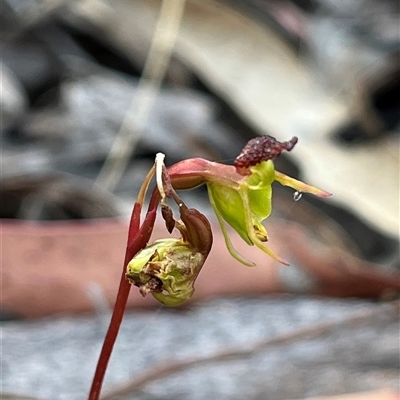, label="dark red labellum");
[234,135,298,173]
